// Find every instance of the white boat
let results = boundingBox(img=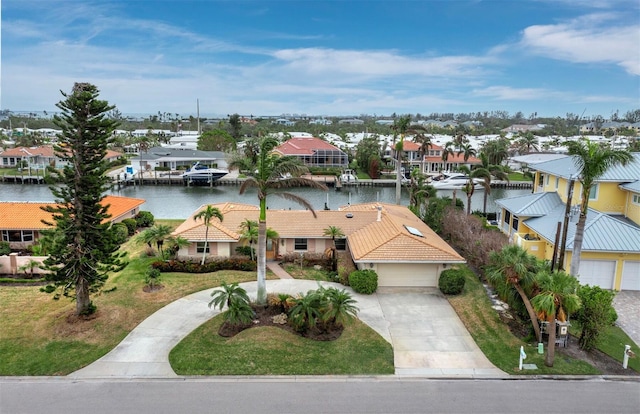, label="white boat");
[116,166,137,182]
[339,169,358,184]
[182,162,228,184]
[430,172,485,190]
